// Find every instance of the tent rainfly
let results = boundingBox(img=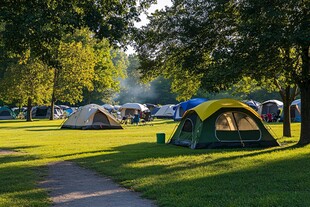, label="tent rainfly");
[154,104,176,119]
[174,98,208,121]
[244,100,262,113]
[169,99,279,149]
[61,104,122,129]
[290,99,301,122]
